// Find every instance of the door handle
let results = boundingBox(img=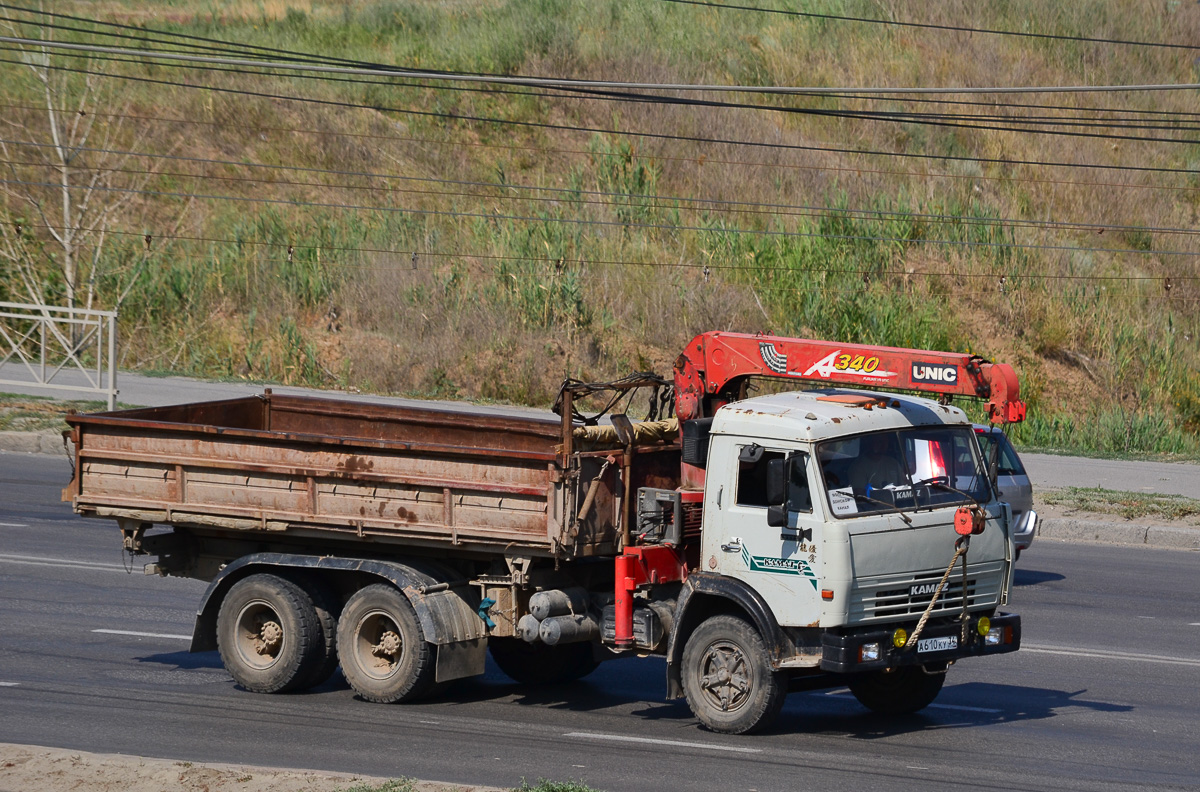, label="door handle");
[720,538,742,553]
